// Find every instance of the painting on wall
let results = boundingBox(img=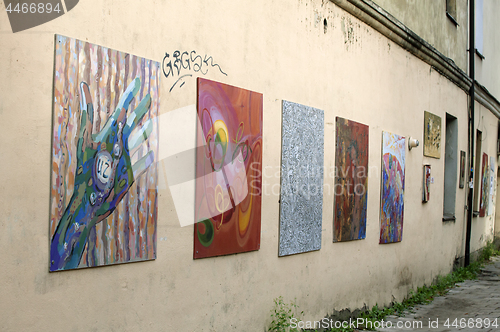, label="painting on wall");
[194,78,263,259]
[459,150,466,189]
[423,111,441,159]
[380,131,406,244]
[50,35,160,271]
[279,101,324,256]
[333,117,368,242]
[479,153,489,217]
[423,165,431,203]
[488,156,495,216]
